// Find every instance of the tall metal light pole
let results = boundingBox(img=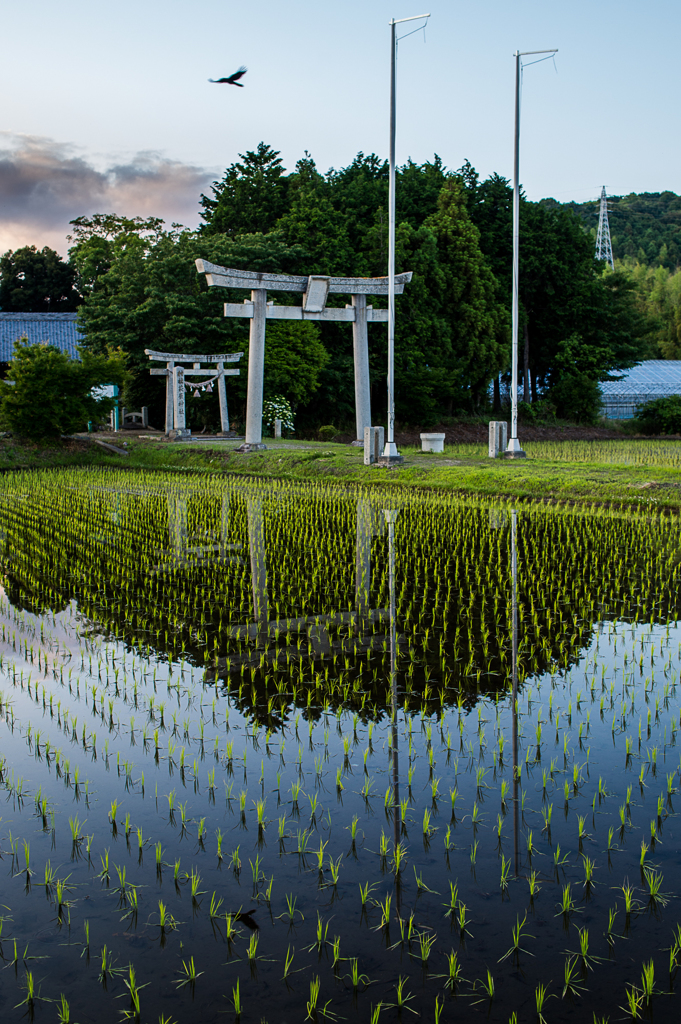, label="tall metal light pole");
[505,48,557,460]
[383,13,430,463]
